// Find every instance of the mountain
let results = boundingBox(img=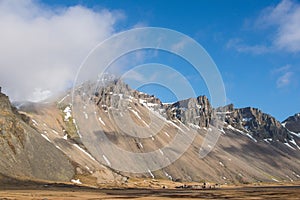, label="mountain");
[1,80,300,186]
[0,90,74,184]
[283,113,300,135]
